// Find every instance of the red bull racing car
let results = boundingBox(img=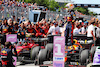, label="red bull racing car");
[64,34,97,66]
